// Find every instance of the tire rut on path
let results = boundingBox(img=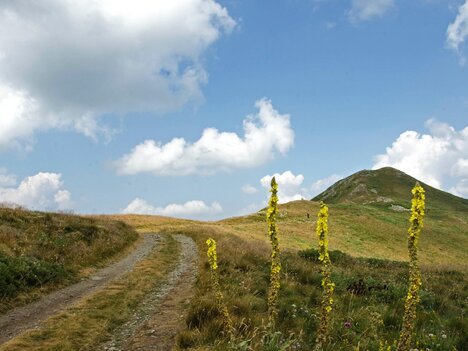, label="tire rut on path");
[101,234,199,351]
[0,234,161,346]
